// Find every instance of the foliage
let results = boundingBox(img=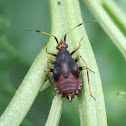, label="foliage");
[0,0,126,126]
